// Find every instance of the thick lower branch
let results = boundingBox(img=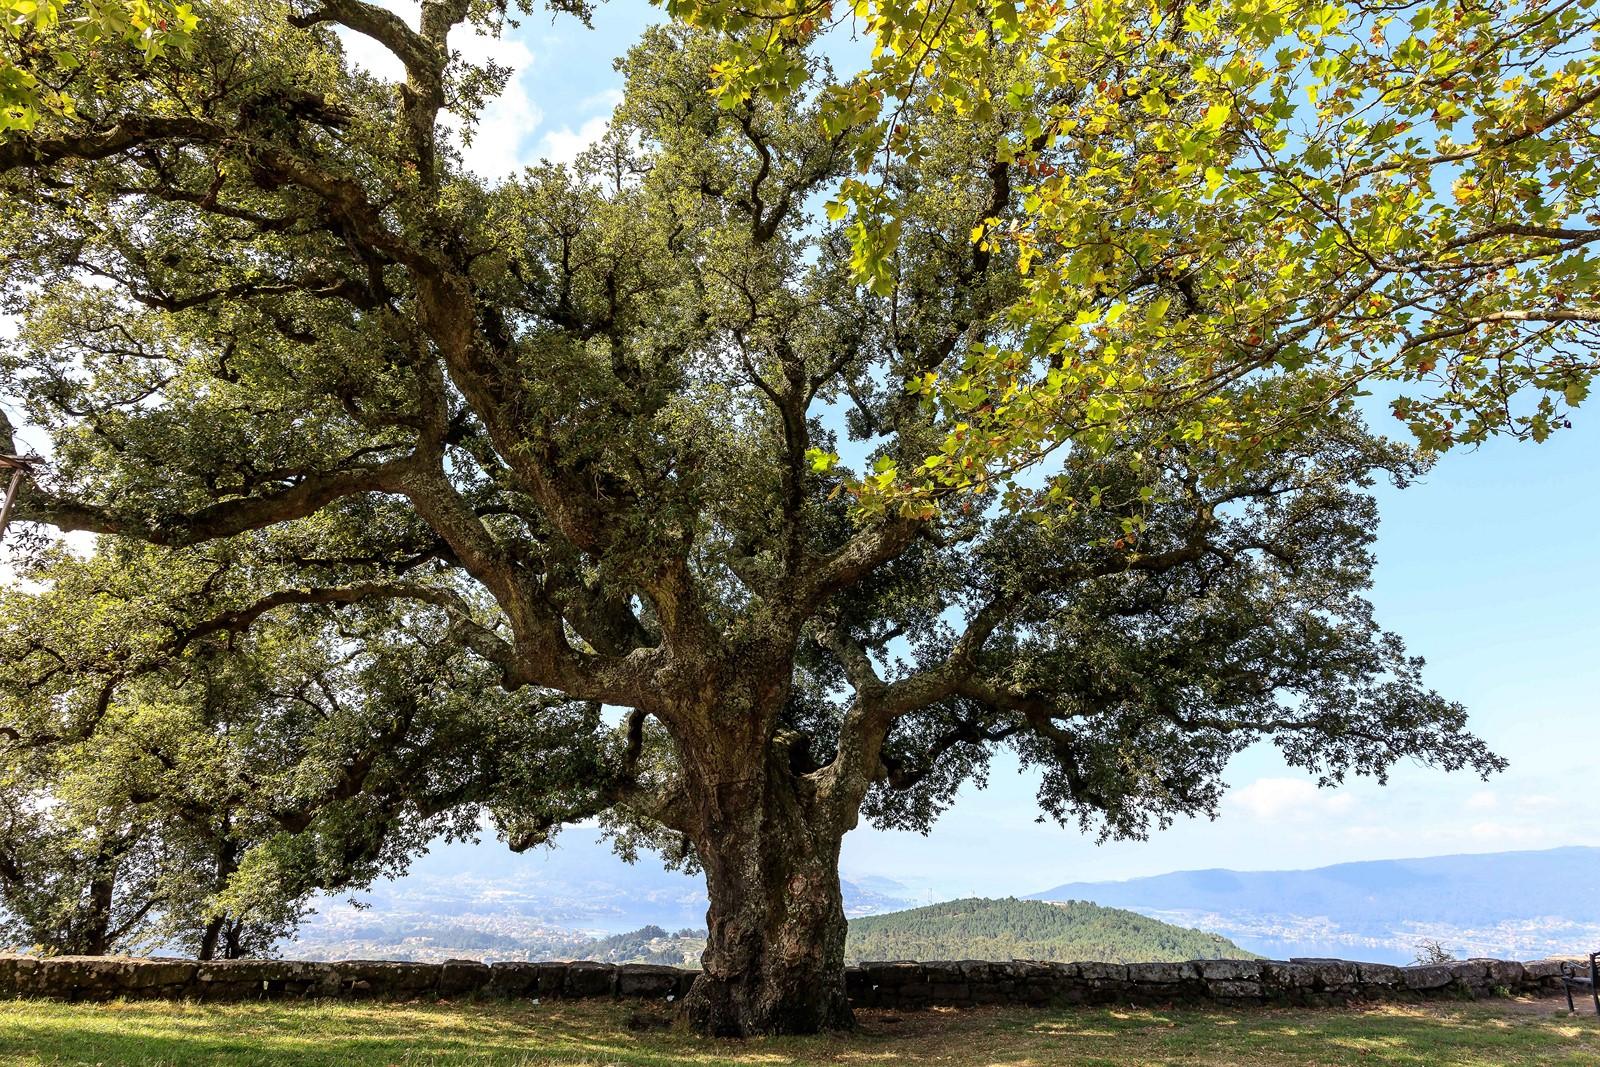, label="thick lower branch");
[15,458,414,546]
